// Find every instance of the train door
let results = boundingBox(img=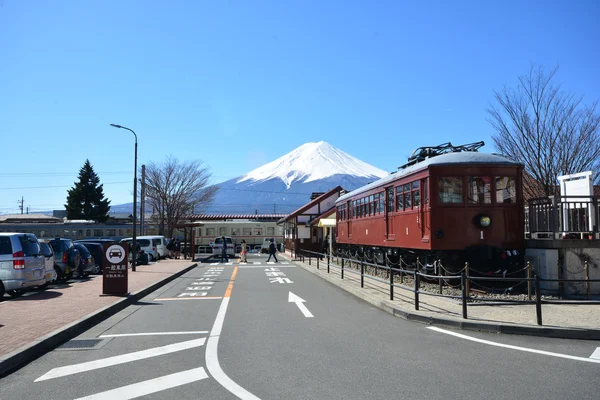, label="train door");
[385,186,395,238]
